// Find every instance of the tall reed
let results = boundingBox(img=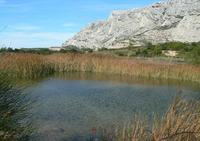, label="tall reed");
[0,71,31,141]
[96,98,200,141]
[0,53,55,79]
[0,53,200,83]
